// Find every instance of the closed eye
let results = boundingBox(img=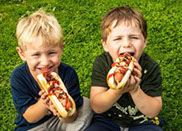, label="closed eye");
[114,38,122,41]
[130,36,139,39]
[32,53,40,57]
[48,51,57,55]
